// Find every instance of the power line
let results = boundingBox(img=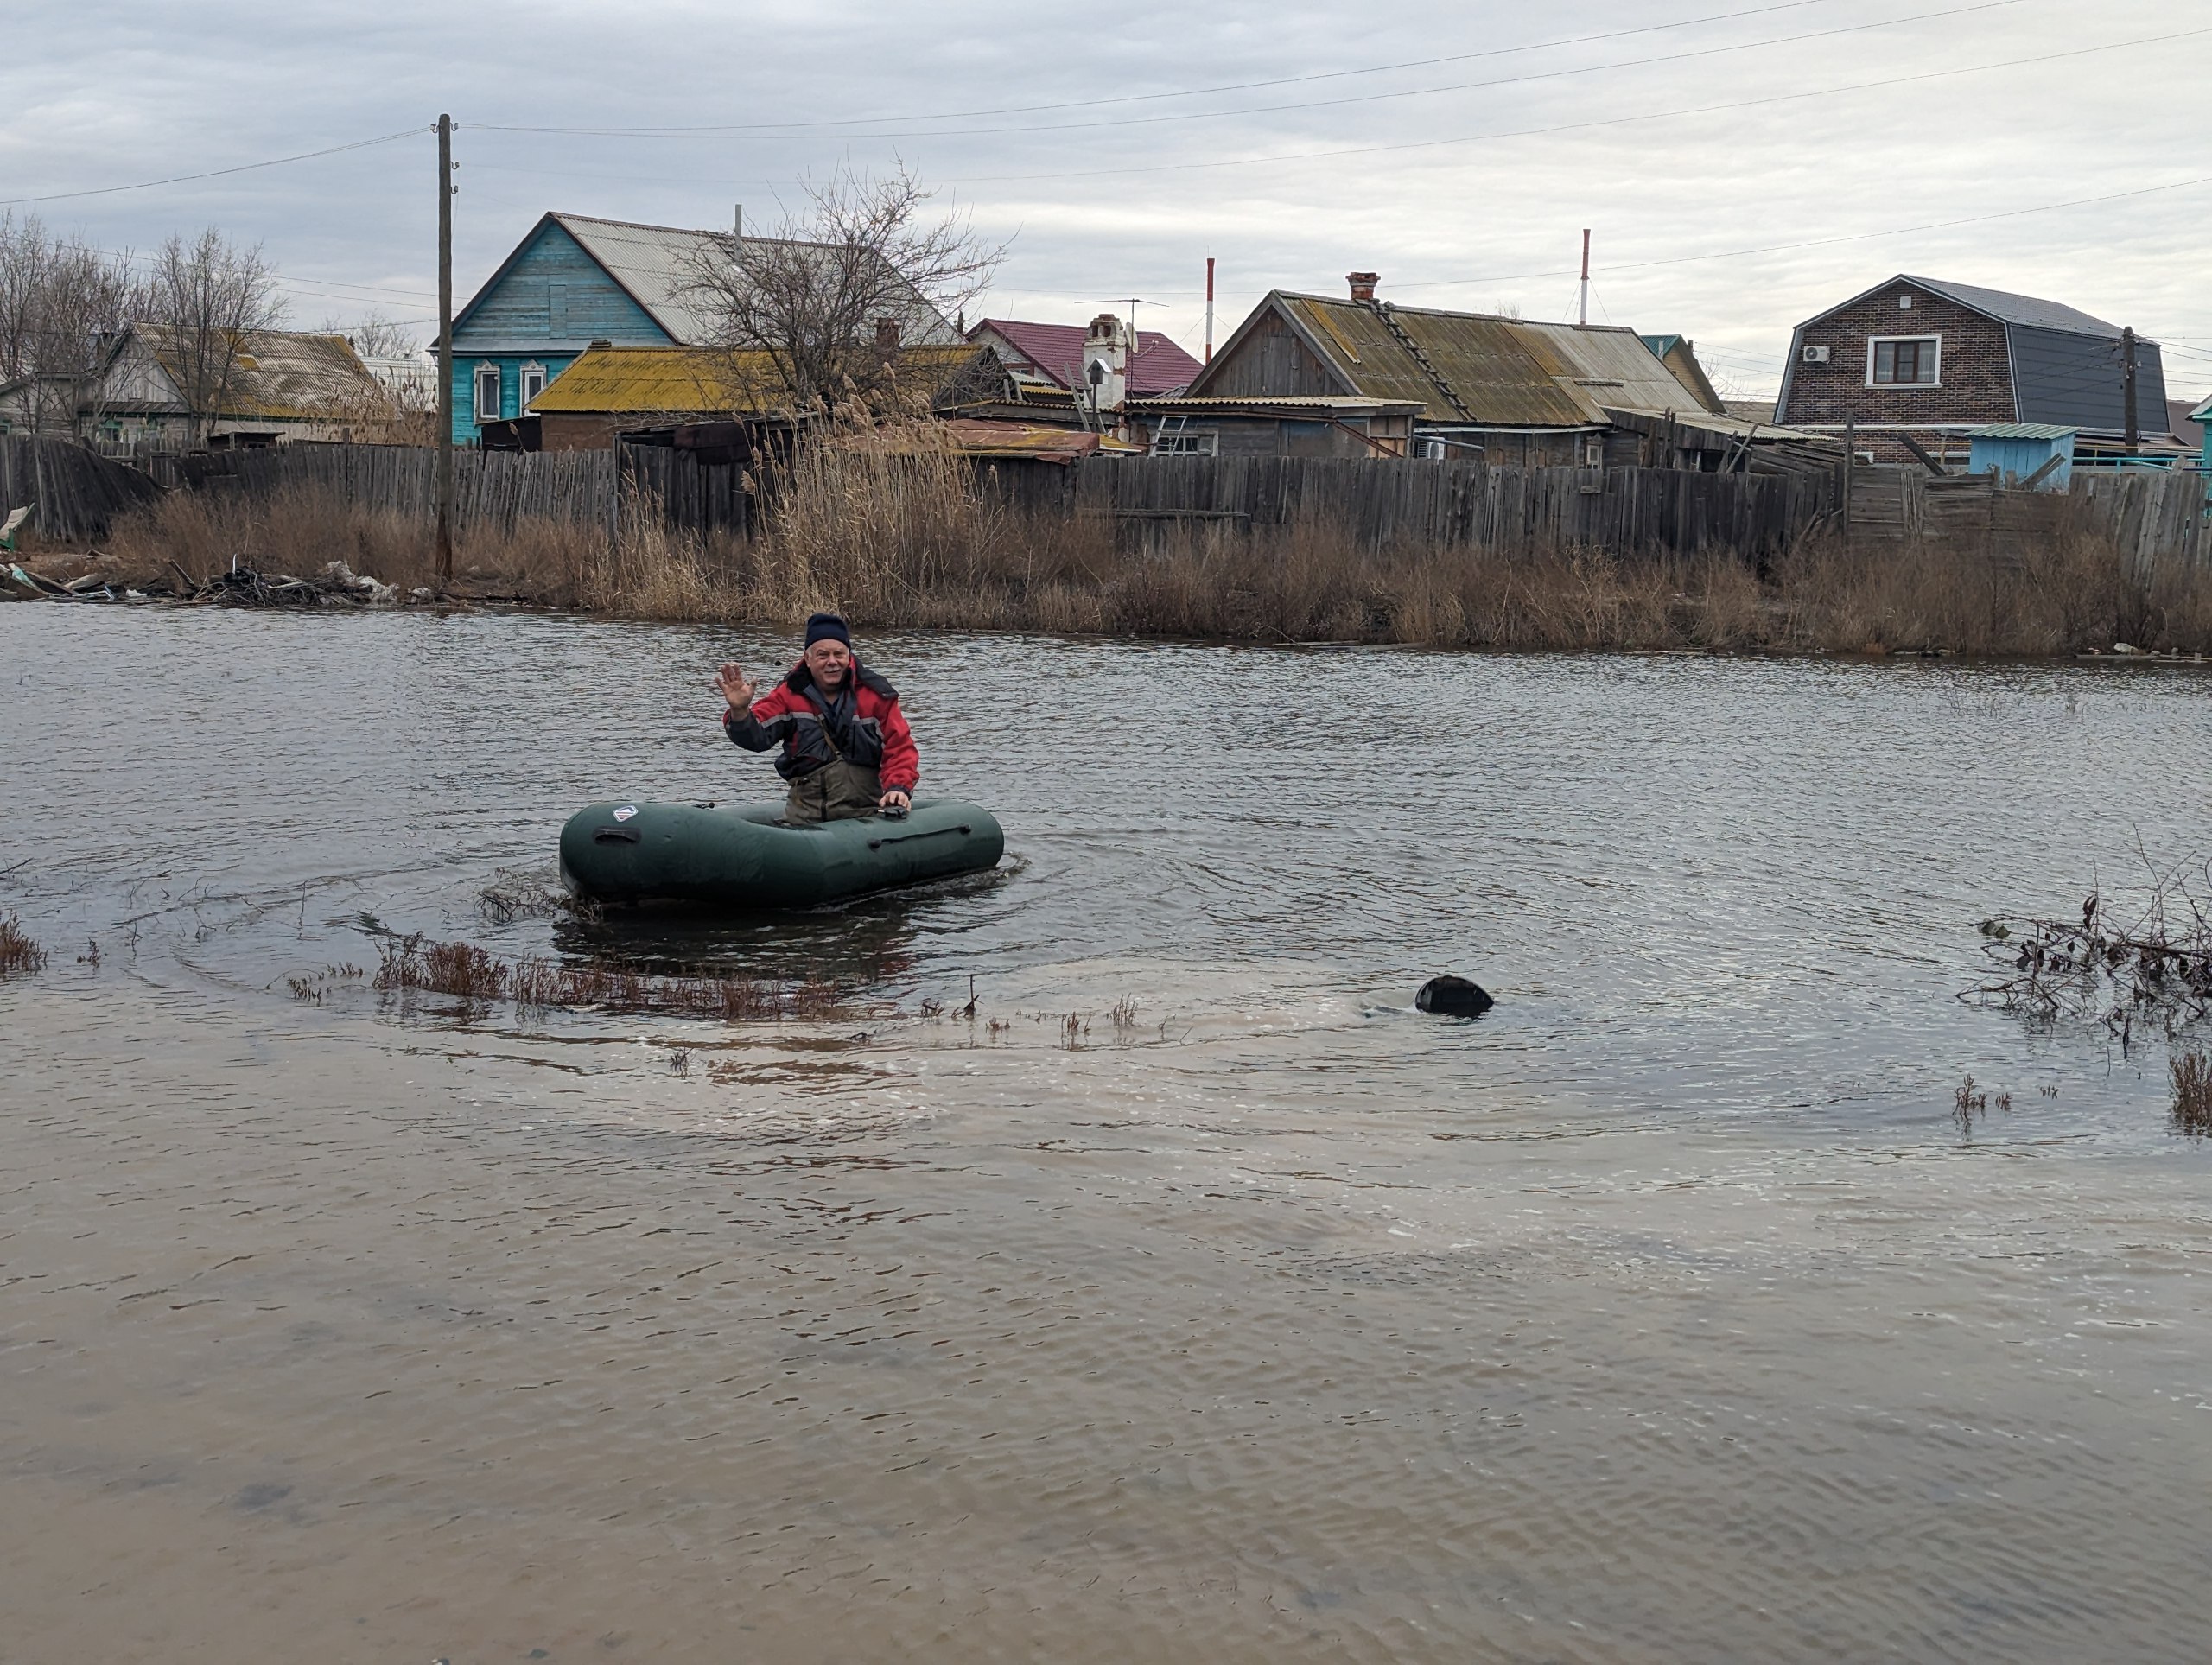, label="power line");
[1389,170,2212,292]
[479,1,2021,143]
[471,0,1839,134]
[923,25,2205,185]
[0,128,422,209]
